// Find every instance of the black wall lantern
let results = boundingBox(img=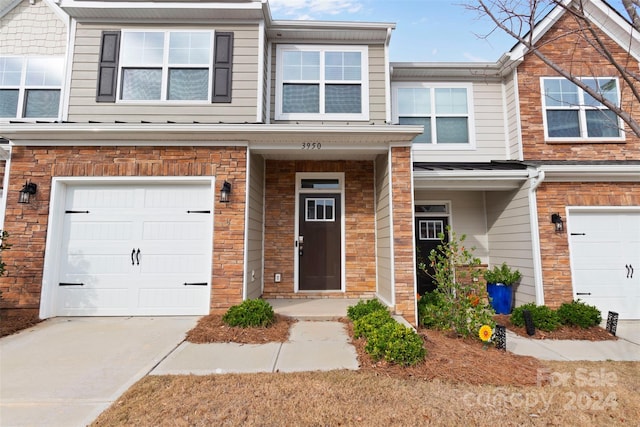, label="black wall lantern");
[220,180,231,203]
[19,181,37,204]
[551,213,564,233]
